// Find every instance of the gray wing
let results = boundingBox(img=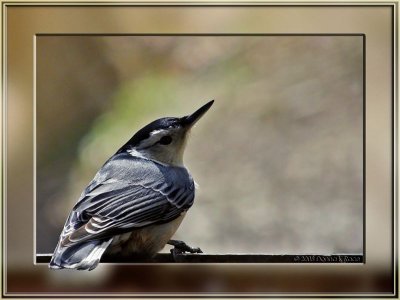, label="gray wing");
[59,153,195,246]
